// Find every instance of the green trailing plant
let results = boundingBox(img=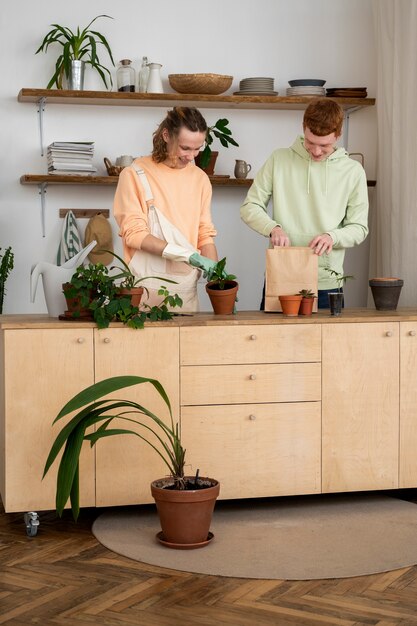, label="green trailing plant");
[207,257,237,290]
[35,15,115,89]
[0,246,14,314]
[324,267,355,293]
[43,375,186,520]
[198,118,239,168]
